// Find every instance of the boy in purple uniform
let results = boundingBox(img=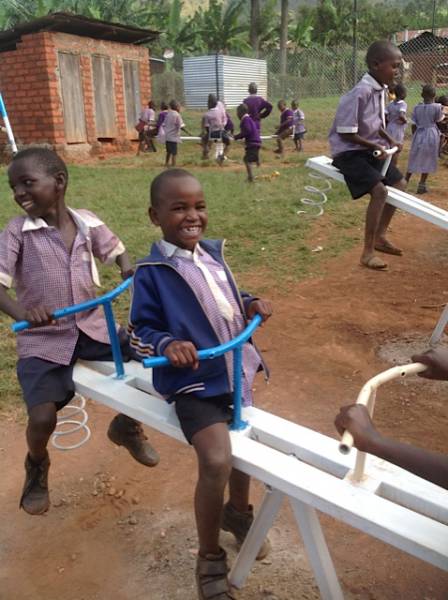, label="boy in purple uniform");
[274,99,294,157]
[329,40,407,271]
[243,82,272,133]
[128,169,272,599]
[234,103,261,182]
[0,148,159,515]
